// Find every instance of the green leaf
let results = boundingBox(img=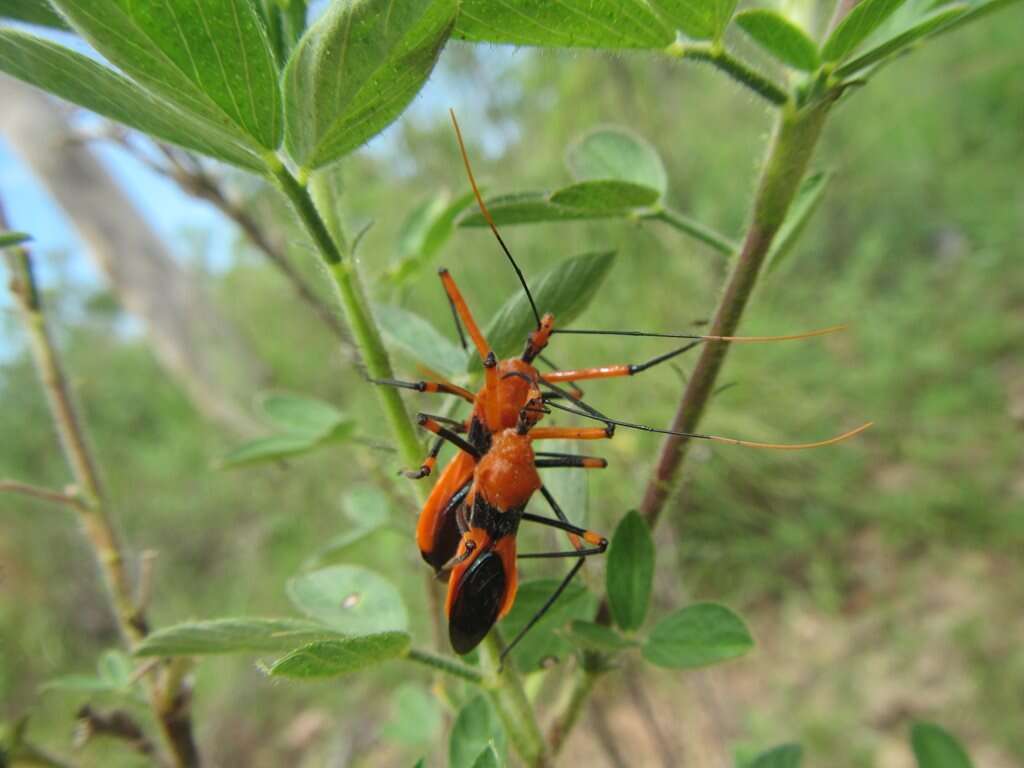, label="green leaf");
[563,620,636,653]
[306,485,392,565]
[0,231,31,249]
[911,723,973,768]
[134,618,335,656]
[566,127,668,195]
[0,0,70,29]
[499,580,597,671]
[549,180,661,211]
[382,684,442,746]
[766,170,831,273]
[643,602,753,669]
[927,0,1021,39]
[52,0,282,149]
[821,0,911,62]
[748,743,803,768]
[734,10,820,71]
[96,650,133,688]
[40,675,117,694]
[268,632,411,678]
[472,745,501,768]
[606,511,656,631]
[342,485,392,527]
[834,4,967,77]
[219,433,323,467]
[283,0,456,169]
[449,695,505,768]
[258,392,345,437]
[376,303,470,379]
[457,191,628,227]
[481,251,616,362]
[650,0,739,40]
[0,30,264,170]
[455,0,673,49]
[287,565,408,634]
